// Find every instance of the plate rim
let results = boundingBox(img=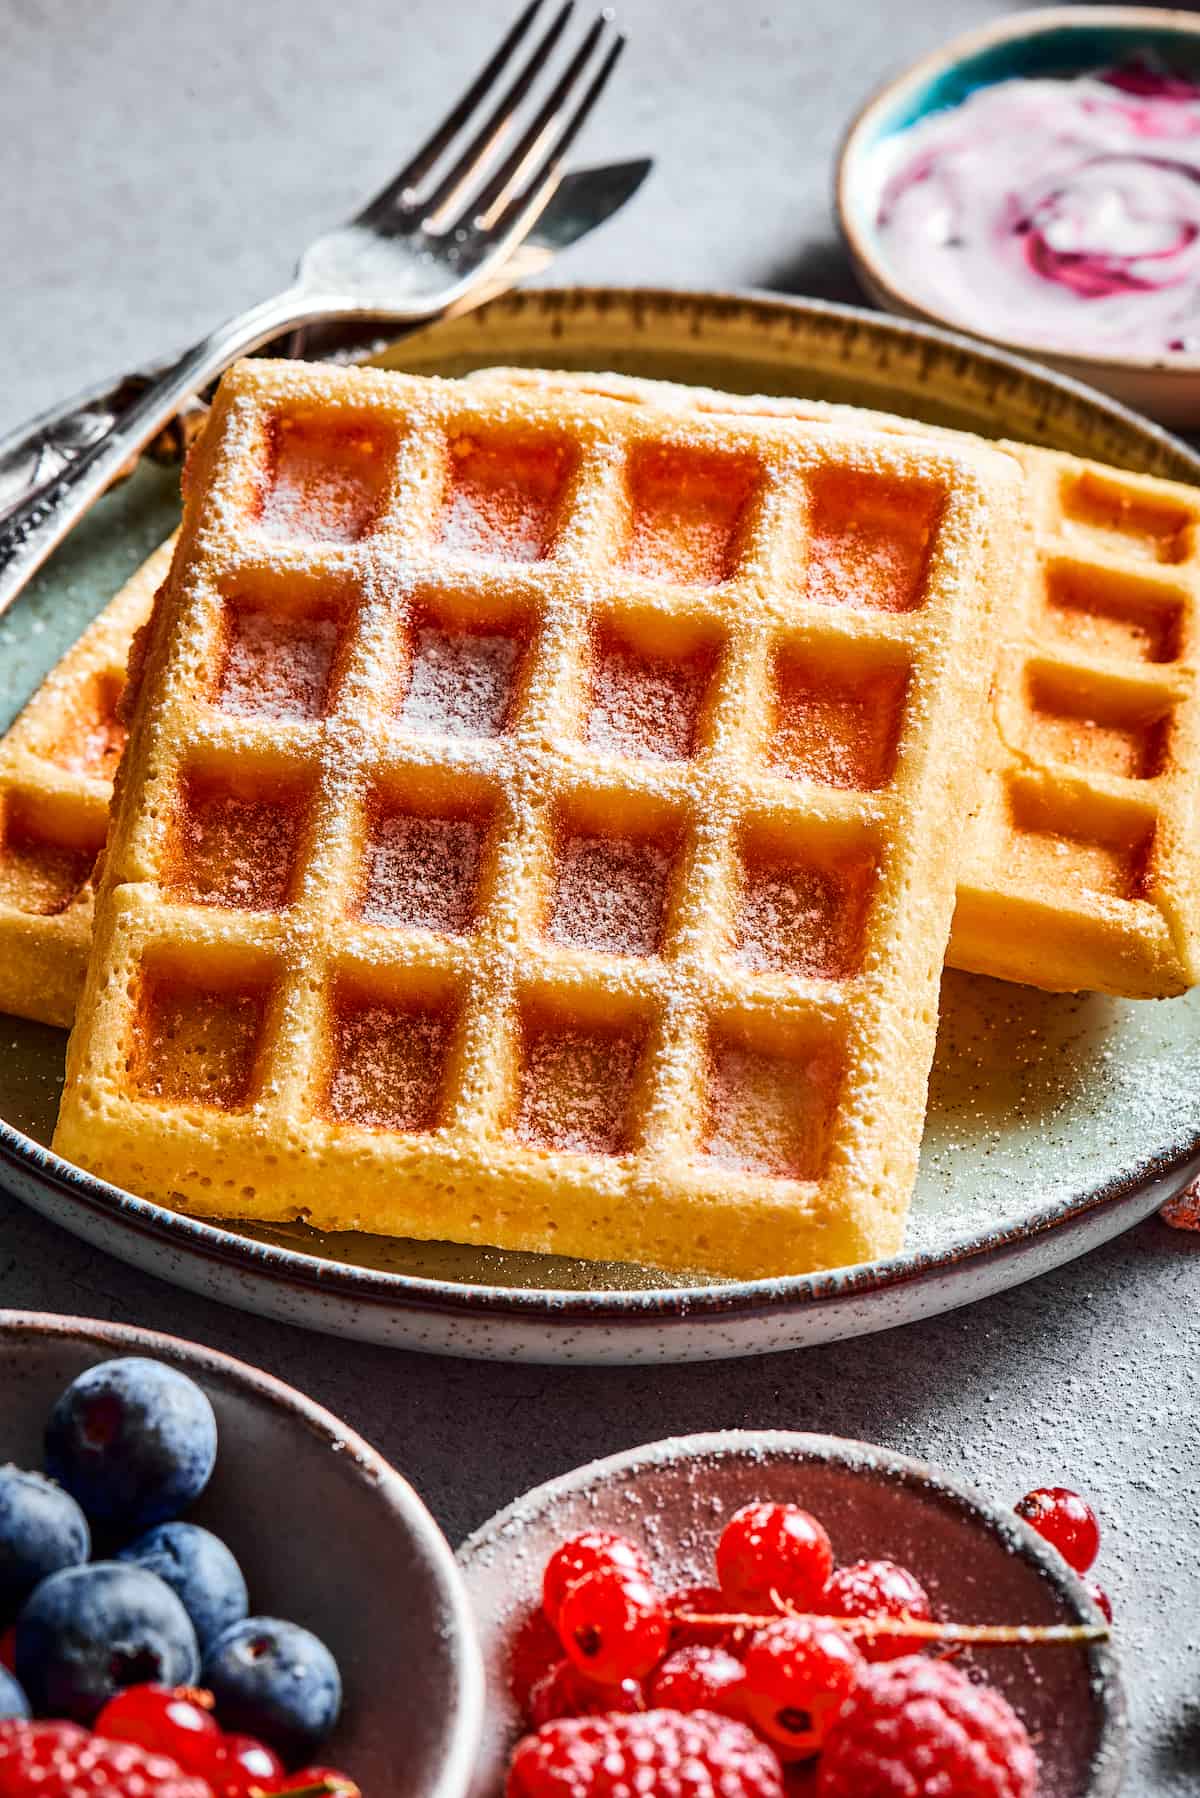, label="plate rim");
[3,281,1199,1334]
[456,1428,1127,1798]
